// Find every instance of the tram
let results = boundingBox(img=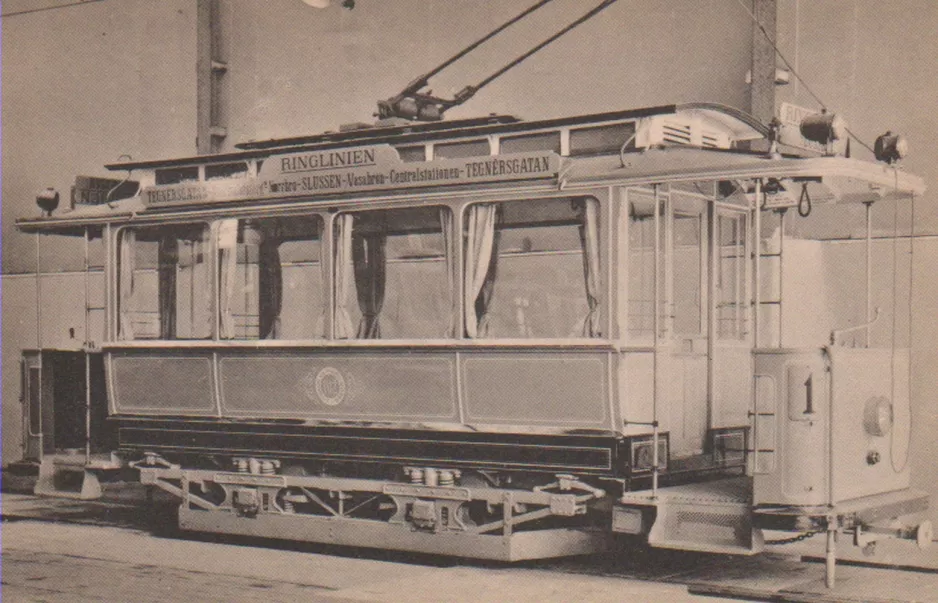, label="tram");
[15,100,932,586]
